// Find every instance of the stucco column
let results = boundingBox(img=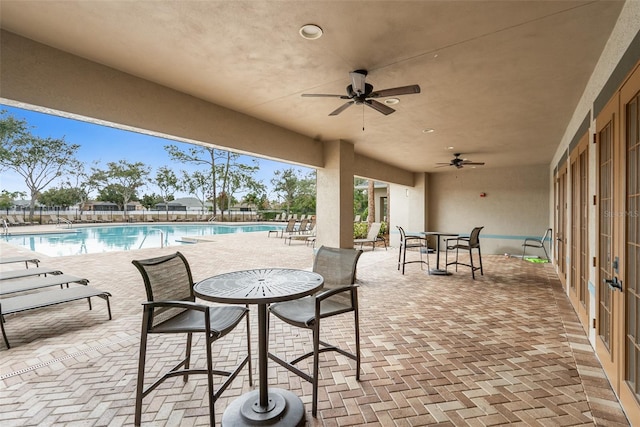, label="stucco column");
[316,140,354,248]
